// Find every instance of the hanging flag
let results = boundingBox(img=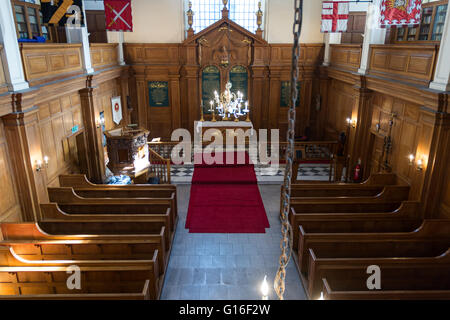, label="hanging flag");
[104,0,133,32]
[321,1,350,33]
[41,0,84,27]
[380,0,423,28]
[111,96,123,125]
